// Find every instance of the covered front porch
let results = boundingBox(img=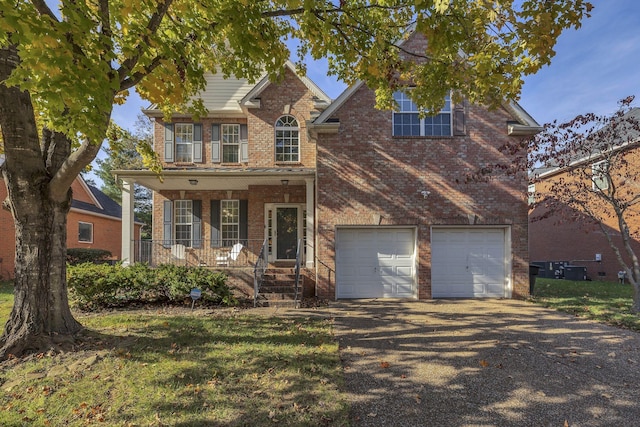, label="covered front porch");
[114,168,316,271]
